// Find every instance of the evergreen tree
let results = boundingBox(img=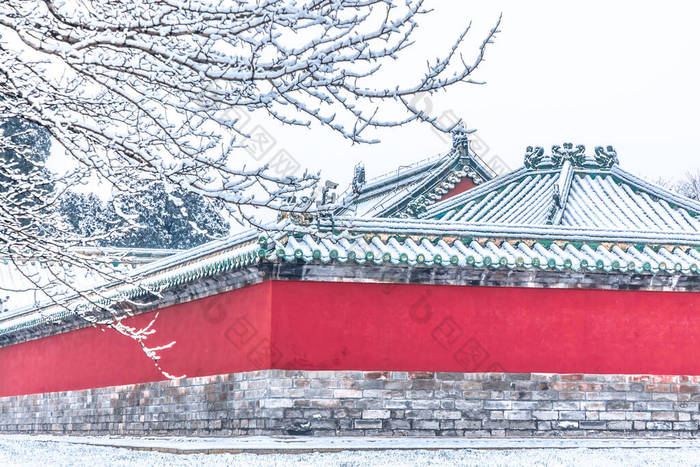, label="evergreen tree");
[0,116,51,165]
[59,184,230,250]
[0,117,53,226]
[59,191,118,241]
[1,118,228,250]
